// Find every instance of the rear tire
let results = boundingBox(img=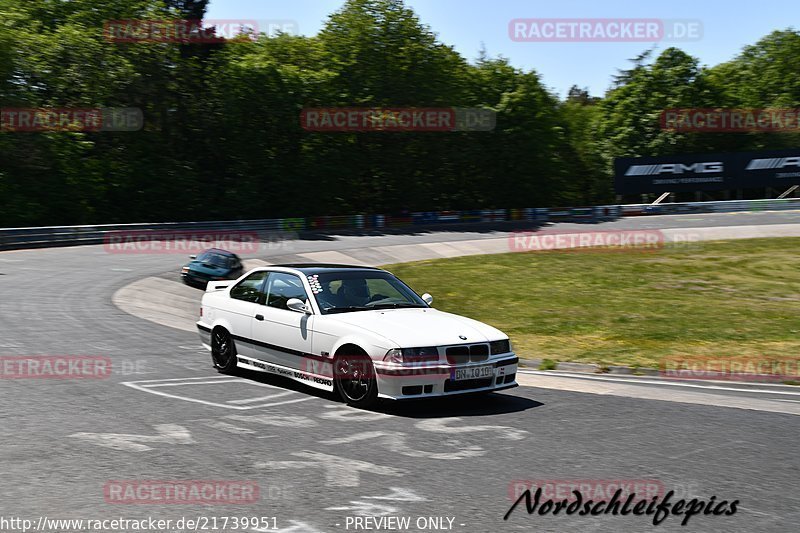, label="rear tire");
[211,328,238,374]
[334,353,378,409]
